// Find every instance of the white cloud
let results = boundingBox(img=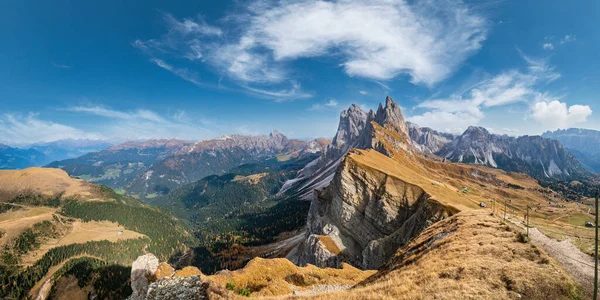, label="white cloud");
[542,43,554,50]
[409,52,562,133]
[359,90,368,95]
[68,106,166,122]
[66,105,215,141]
[135,0,488,99]
[242,81,313,101]
[150,58,206,87]
[531,98,592,130]
[560,34,576,44]
[308,99,339,111]
[240,0,486,86]
[0,113,94,144]
[162,12,222,37]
